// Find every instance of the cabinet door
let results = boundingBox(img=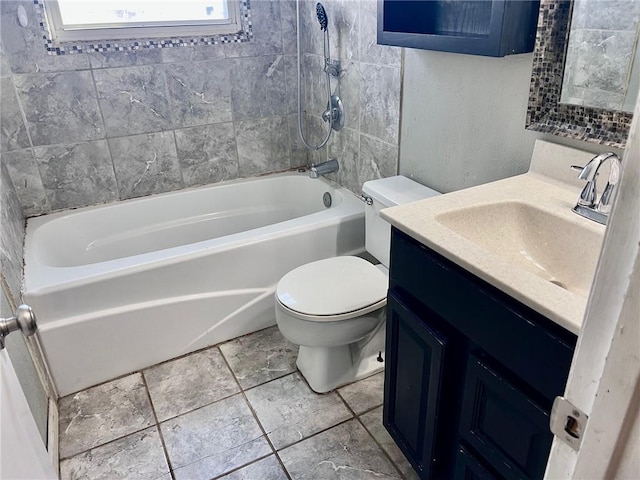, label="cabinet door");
[383,293,447,479]
[377,0,540,56]
[460,356,552,479]
[454,445,499,480]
